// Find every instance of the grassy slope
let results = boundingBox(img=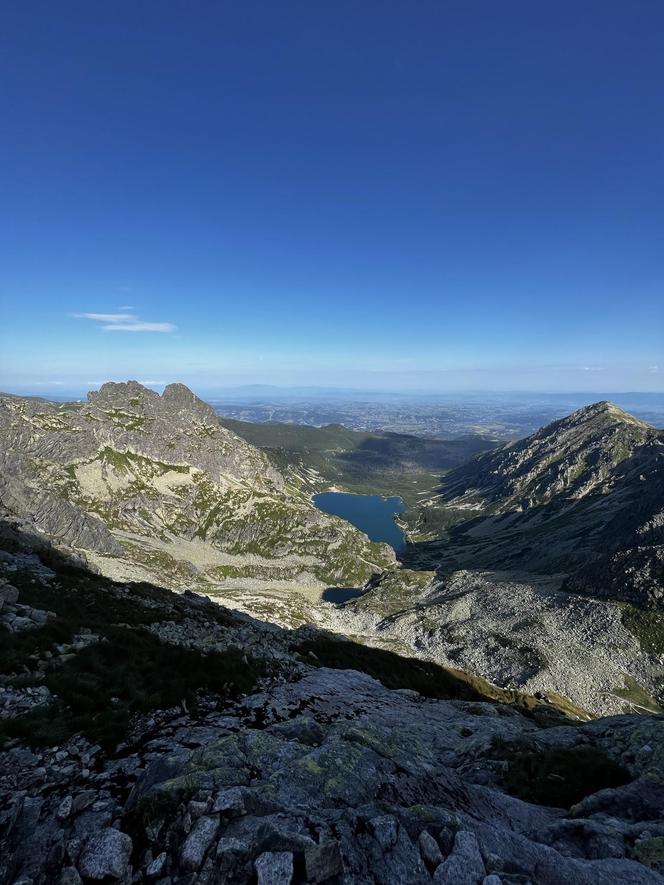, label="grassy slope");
[0,566,263,750]
[218,418,493,504]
